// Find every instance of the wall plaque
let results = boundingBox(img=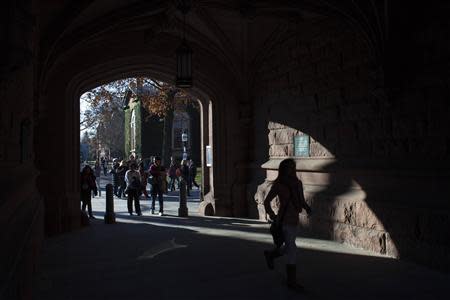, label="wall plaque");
[294,135,310,157]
